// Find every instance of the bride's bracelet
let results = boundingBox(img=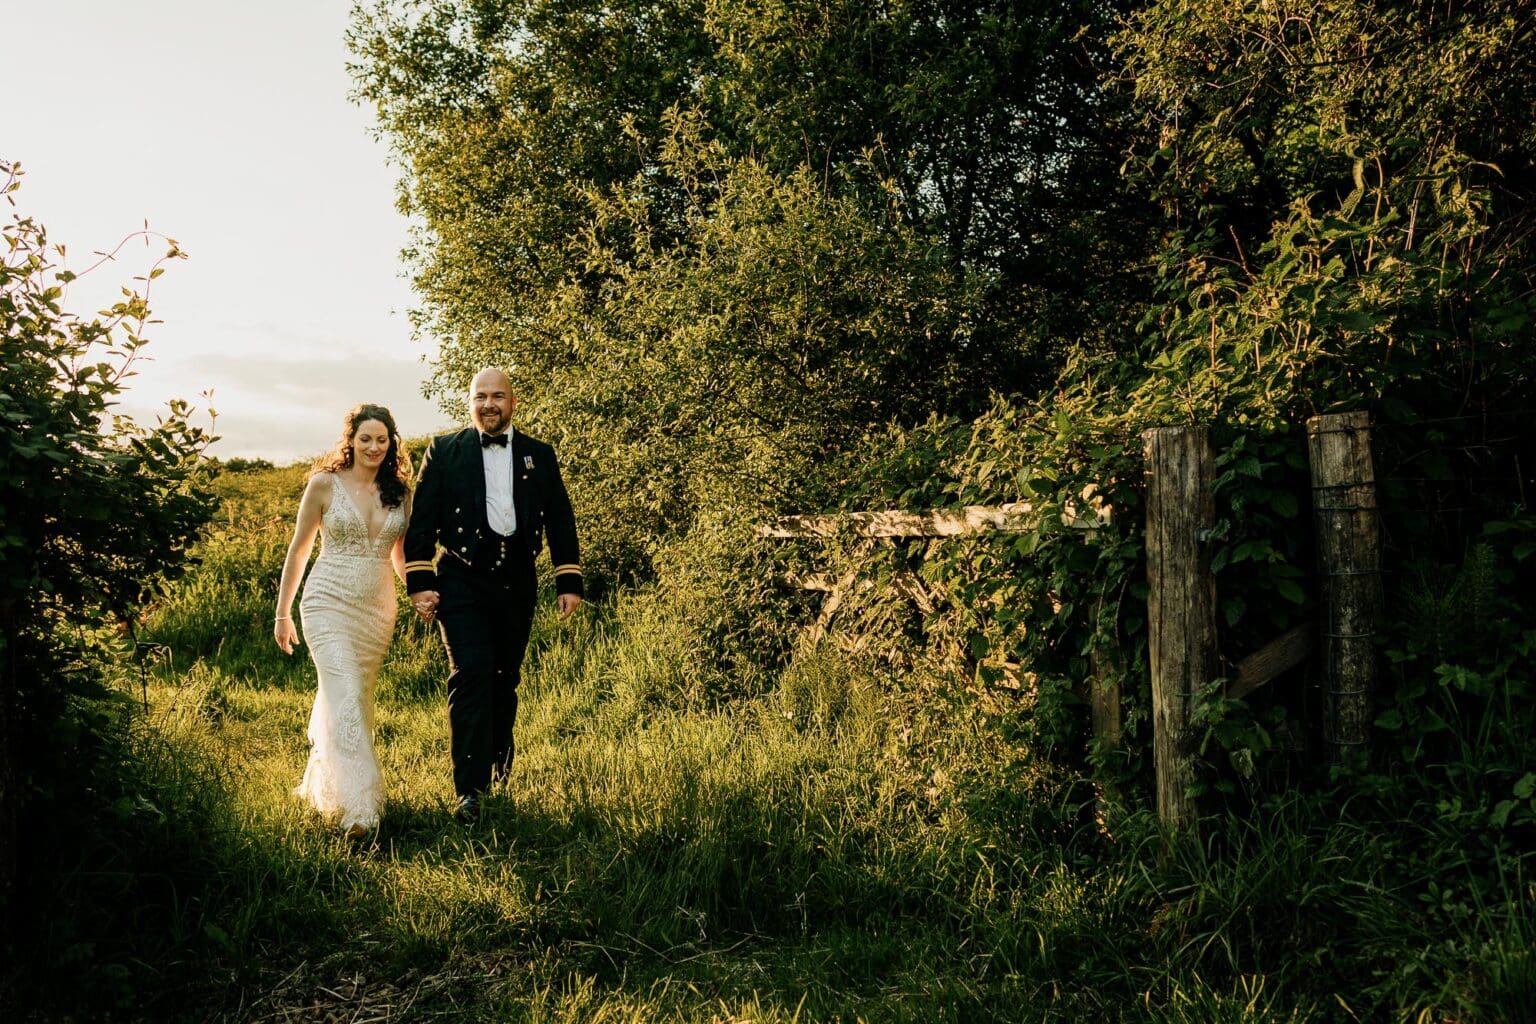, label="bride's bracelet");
[274,615,291,621]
